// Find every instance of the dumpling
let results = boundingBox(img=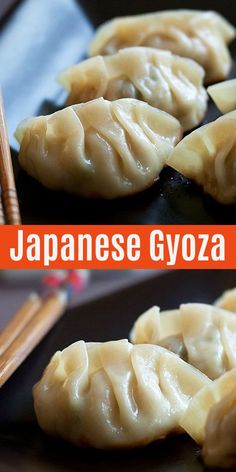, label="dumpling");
[89,10,235,83]
[15,98,182,199]
[208,79,236,114]
[167,111,236,204]
[130,306,186,359]
[184,369,236,468]
[203,385,236,469]
[130,303,236,379]
[180,369,236,445]
[130,306,181,344]
[215,287,236,313]
[33,339,210,449]
[58,47,207,131]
